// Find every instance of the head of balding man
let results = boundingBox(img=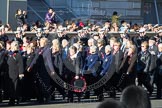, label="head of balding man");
[158,43,162,52]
